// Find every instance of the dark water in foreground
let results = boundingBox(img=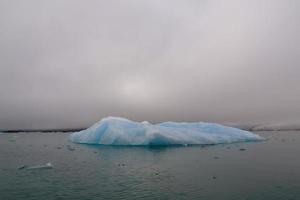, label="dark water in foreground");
[0,131,300,200]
